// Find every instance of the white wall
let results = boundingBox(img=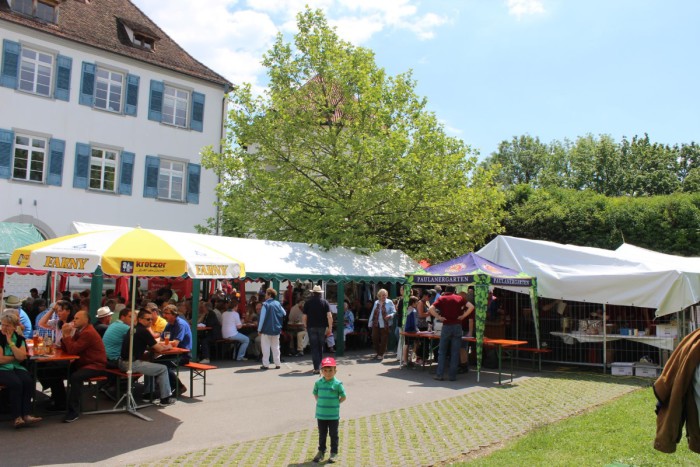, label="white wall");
[0,21,224,238]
